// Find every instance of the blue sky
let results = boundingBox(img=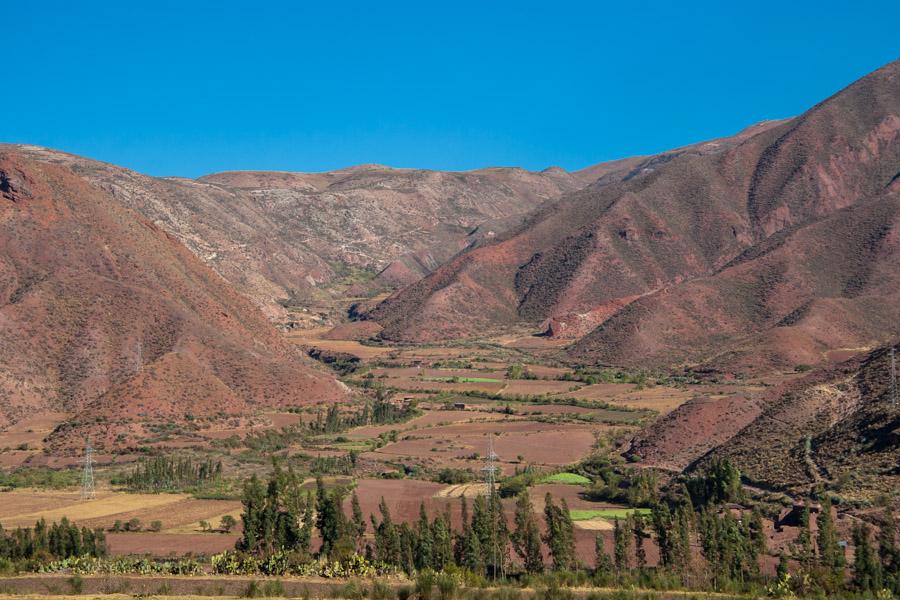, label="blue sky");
[4,1,898,177]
